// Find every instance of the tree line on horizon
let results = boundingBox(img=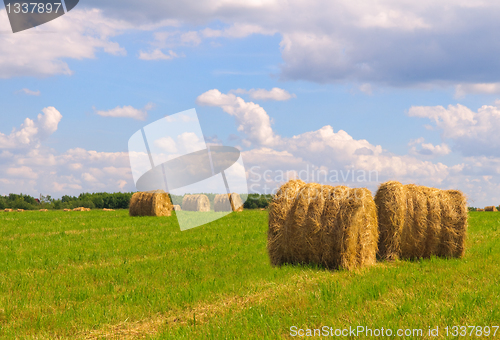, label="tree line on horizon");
[0,193,273,210]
